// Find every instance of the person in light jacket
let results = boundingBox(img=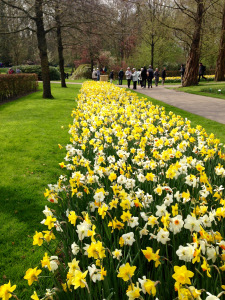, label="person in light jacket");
[125,67,132,88]
[132,68,138,90]
[154,68,159,87]
[92,69,97,81]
